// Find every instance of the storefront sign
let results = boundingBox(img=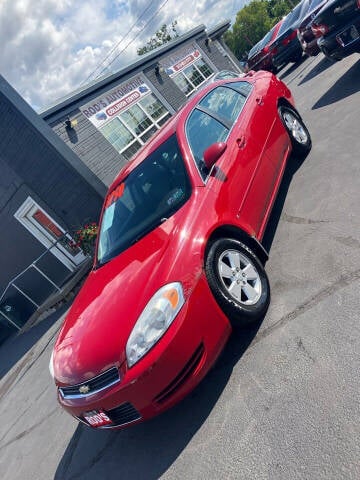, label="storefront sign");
[80,75,151,128]
[163,49,202,77]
